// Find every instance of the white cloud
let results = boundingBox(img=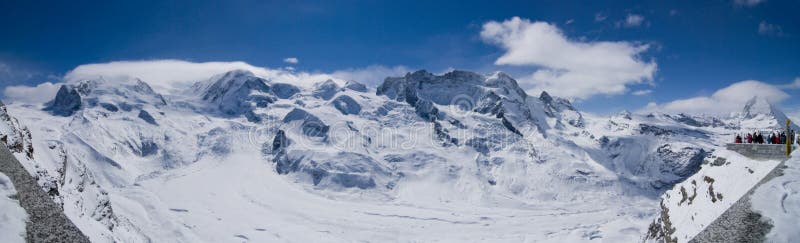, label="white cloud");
[734,0,766,7]
[64,60,283,92]
[594,13,607,22]
[640,80,790,115]
[632,89,652,96]
[621,14,645,28]
[283,57,299,64]
[3,82,61,104]
[330,65,411,87]
[480,17,657,99]
[779,77,800,89]
[758,21,784,36]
